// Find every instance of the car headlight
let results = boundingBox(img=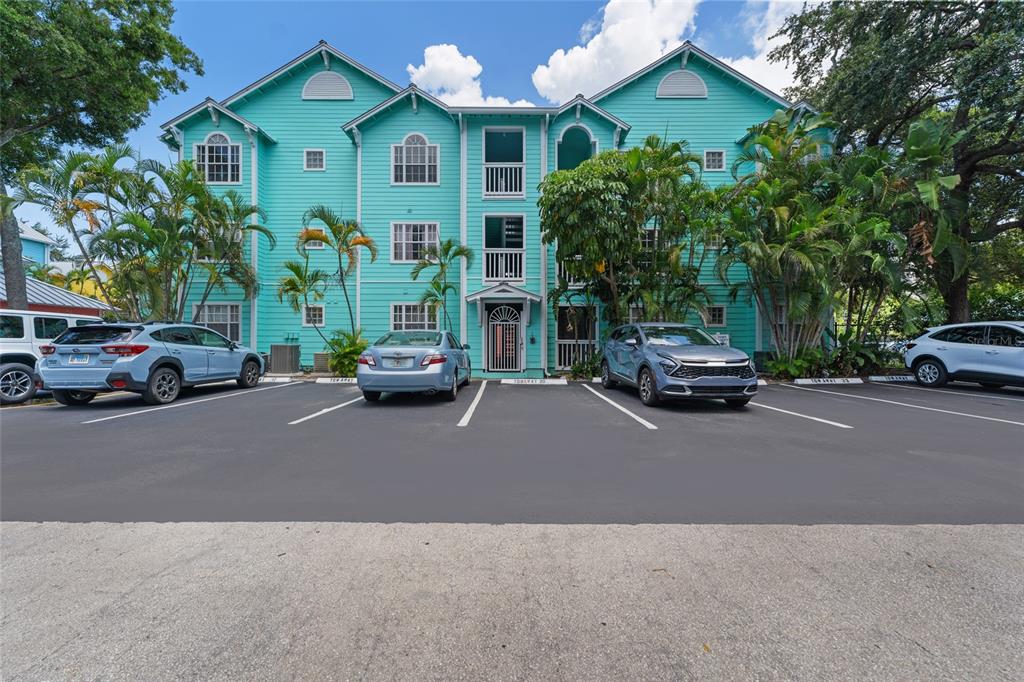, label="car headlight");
[656,353,677,371]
